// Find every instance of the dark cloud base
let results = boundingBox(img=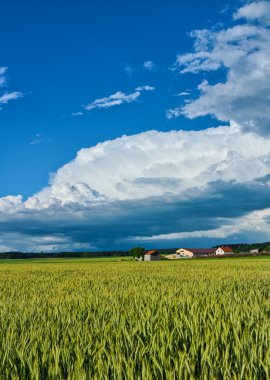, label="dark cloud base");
[1,179,269,251]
